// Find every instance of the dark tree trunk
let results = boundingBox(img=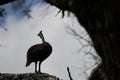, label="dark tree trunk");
[45,0,120,80]
[0,0,16,5]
